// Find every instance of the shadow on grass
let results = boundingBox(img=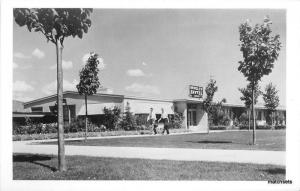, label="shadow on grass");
[13,154,57,172]
[41,140,84,145]
[185,140,233,144]
[262,168,286,175]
